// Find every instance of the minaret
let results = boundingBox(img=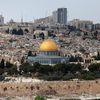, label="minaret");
[21,16,23,24]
